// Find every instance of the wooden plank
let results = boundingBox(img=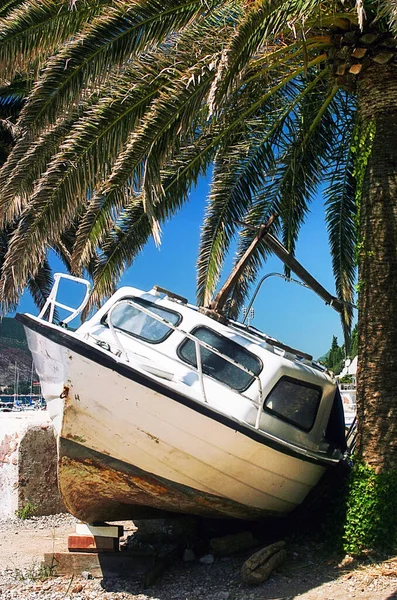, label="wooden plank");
[68,534,119,553]
[75,523,124,538]
[43,552,153,578]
